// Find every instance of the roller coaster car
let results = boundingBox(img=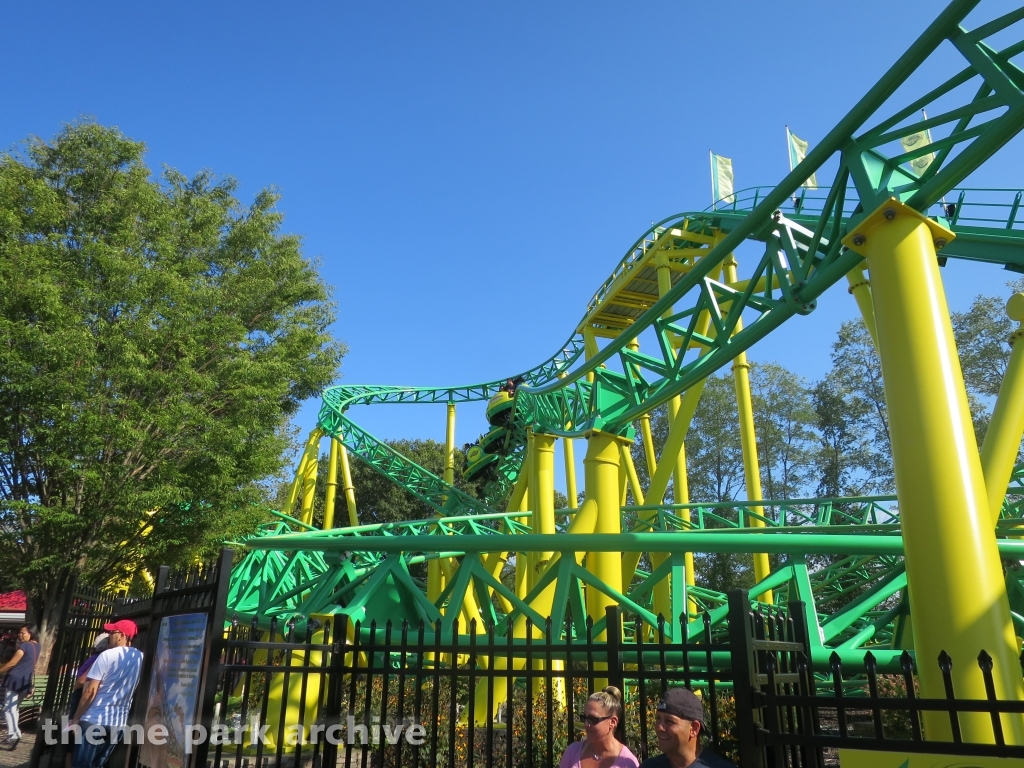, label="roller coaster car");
[486,391,515,427]
[480,425,509,455]
[463,448,499,483]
